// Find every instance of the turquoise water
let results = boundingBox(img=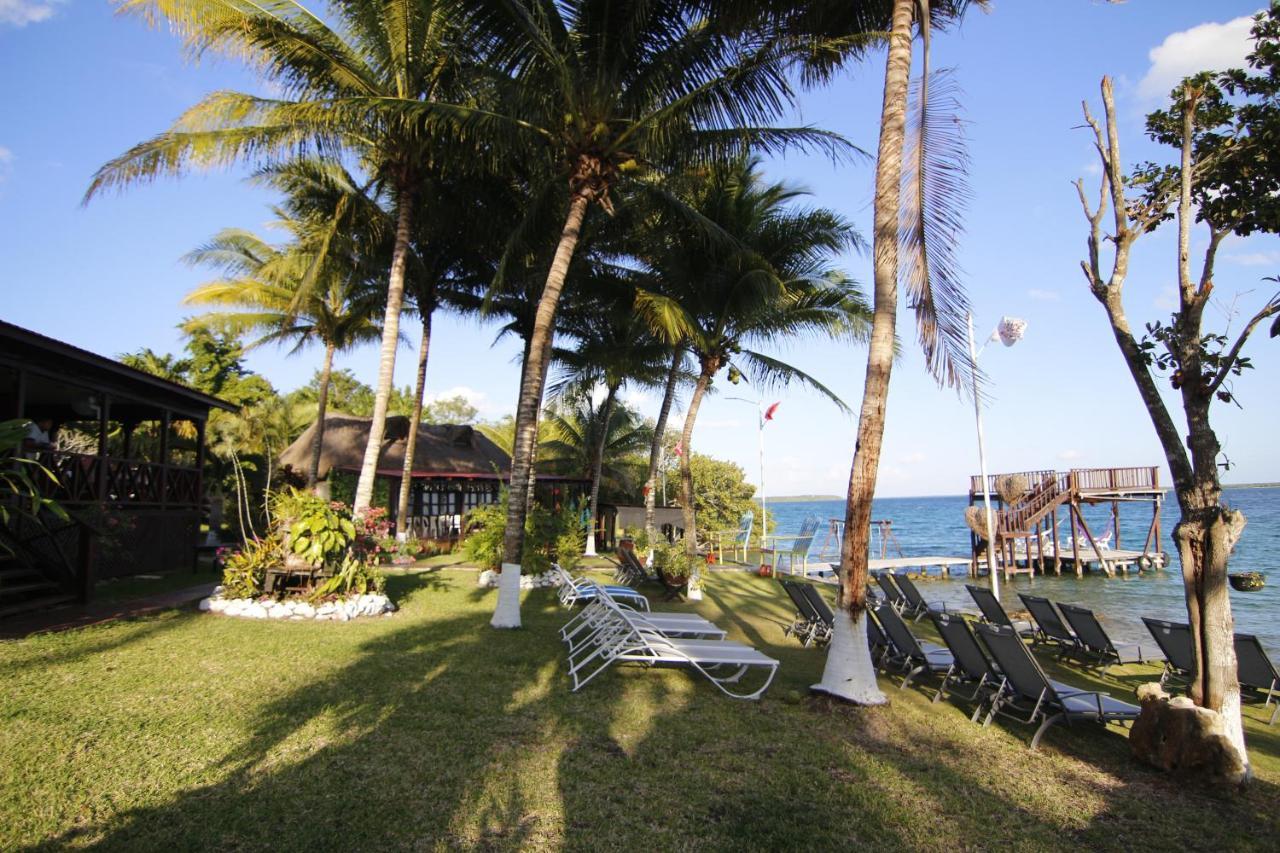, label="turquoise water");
[769,487,1280,650]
